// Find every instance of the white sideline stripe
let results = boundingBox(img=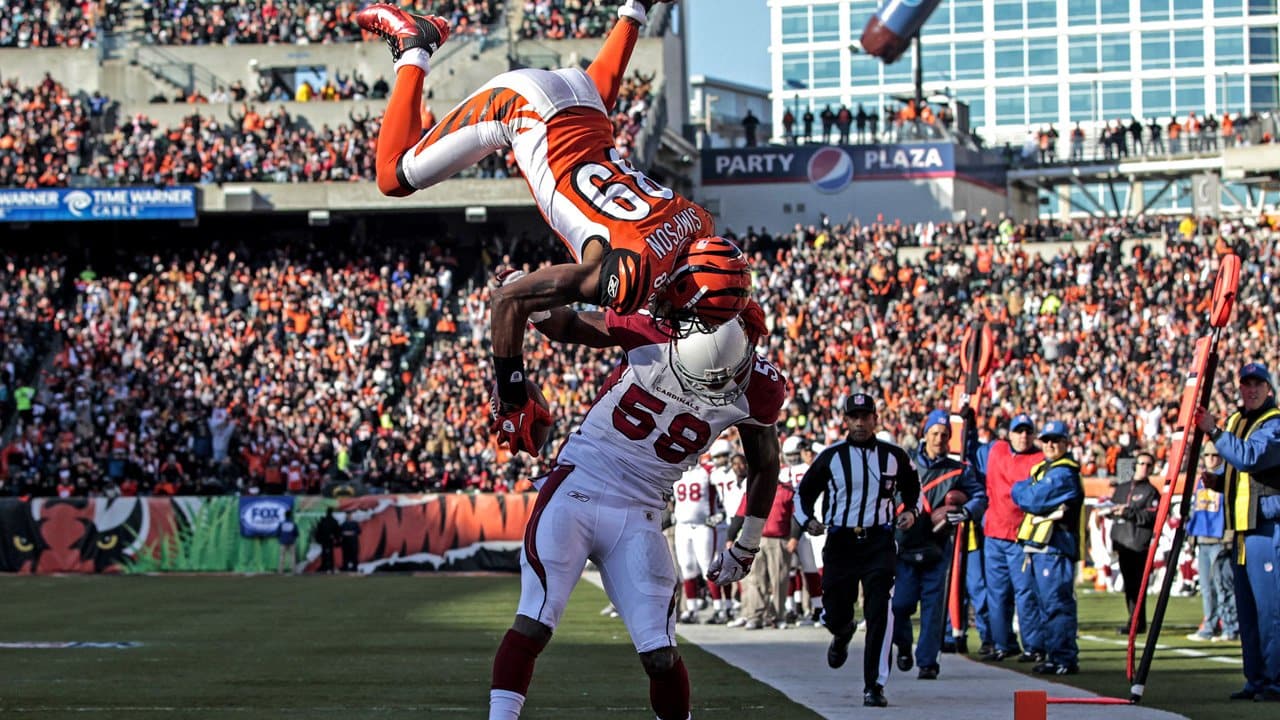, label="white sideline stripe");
[5,707,697,714]
[1078,634,1241,665]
